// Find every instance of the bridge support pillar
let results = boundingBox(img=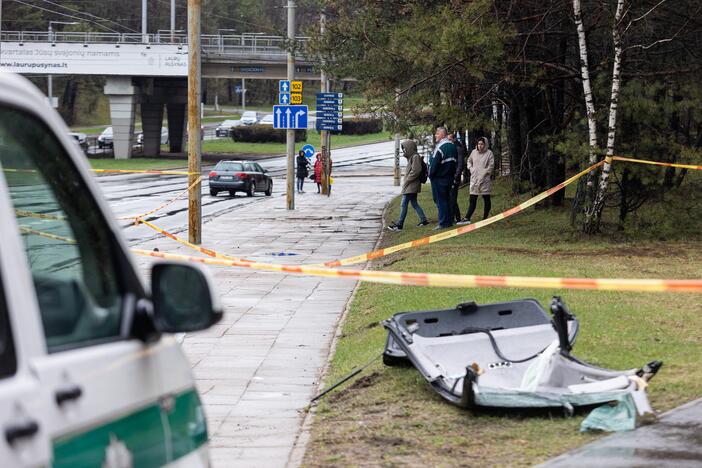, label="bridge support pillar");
[141,101,165,156]
[167,102,187,153]
[104,77,139,159]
